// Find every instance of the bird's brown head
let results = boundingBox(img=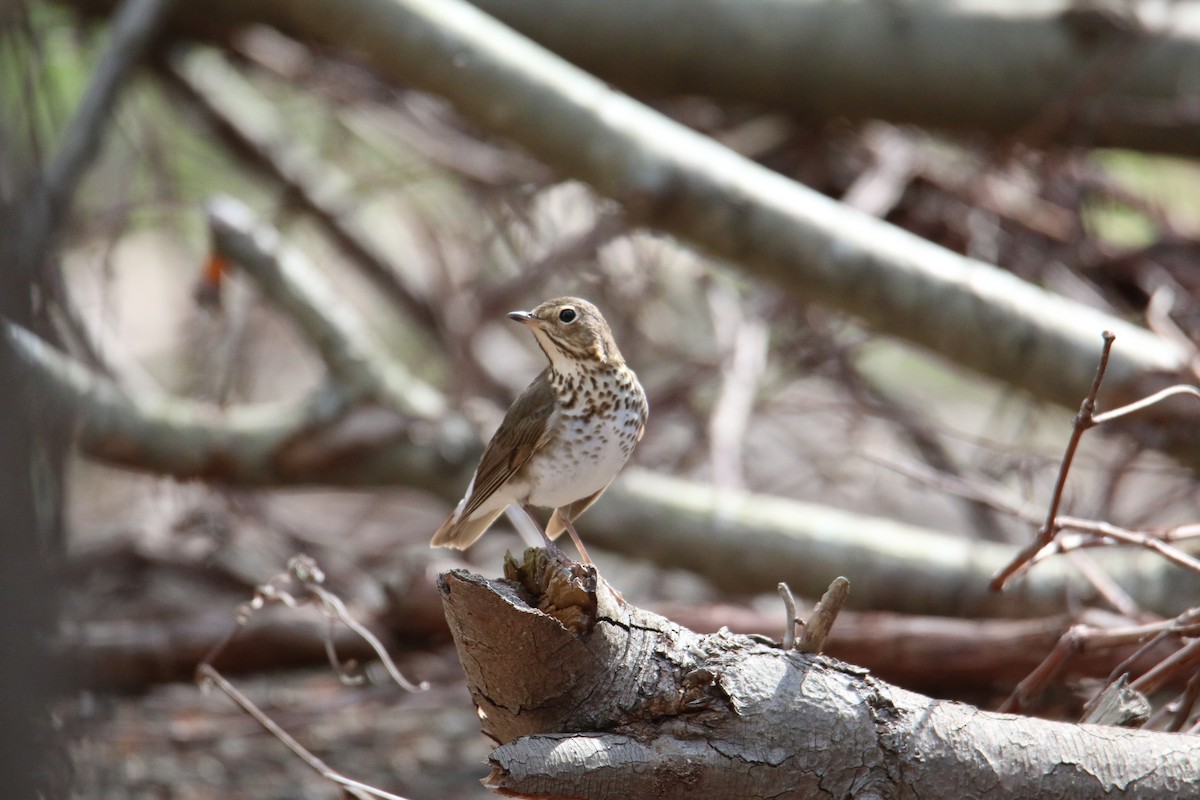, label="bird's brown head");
[508,297,622,370]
